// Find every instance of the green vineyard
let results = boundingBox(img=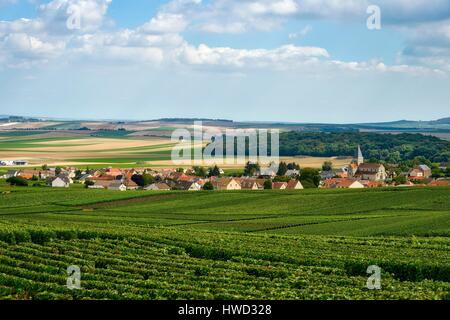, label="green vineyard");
[0,183,449,300]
